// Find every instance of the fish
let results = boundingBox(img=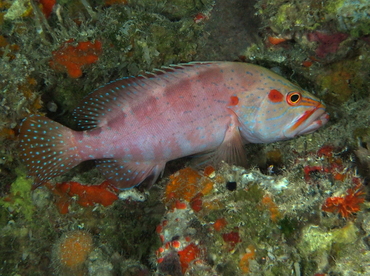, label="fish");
[18,62,329,189]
